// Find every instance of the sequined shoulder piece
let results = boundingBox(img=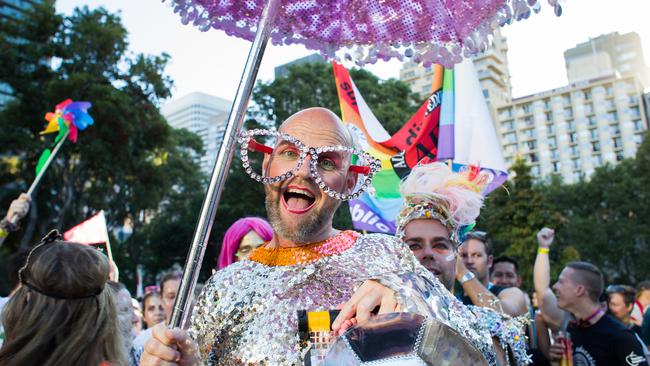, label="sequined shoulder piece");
[248,230,359,266]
